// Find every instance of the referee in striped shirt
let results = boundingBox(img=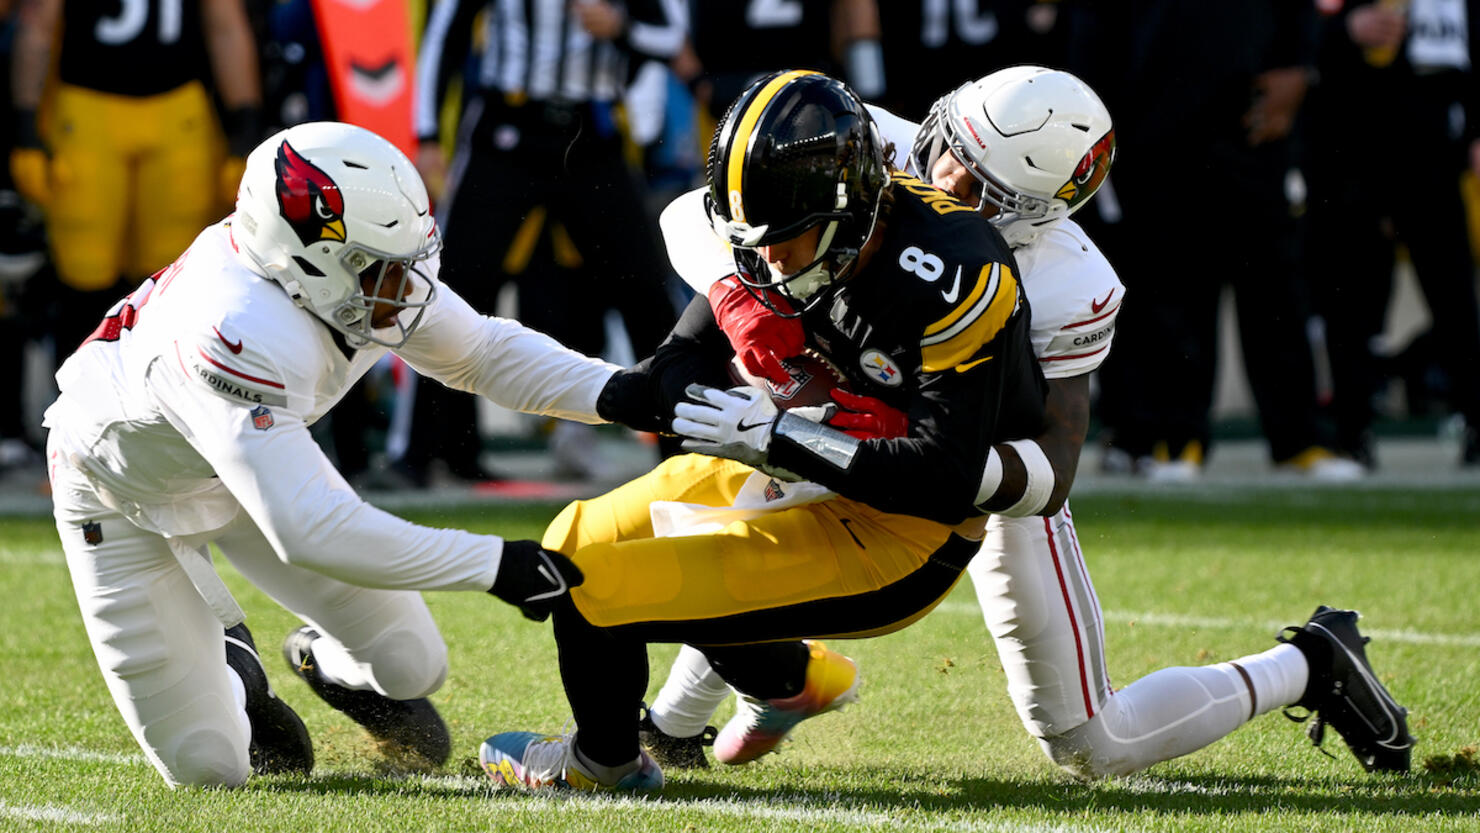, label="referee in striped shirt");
[405,0,686,483]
